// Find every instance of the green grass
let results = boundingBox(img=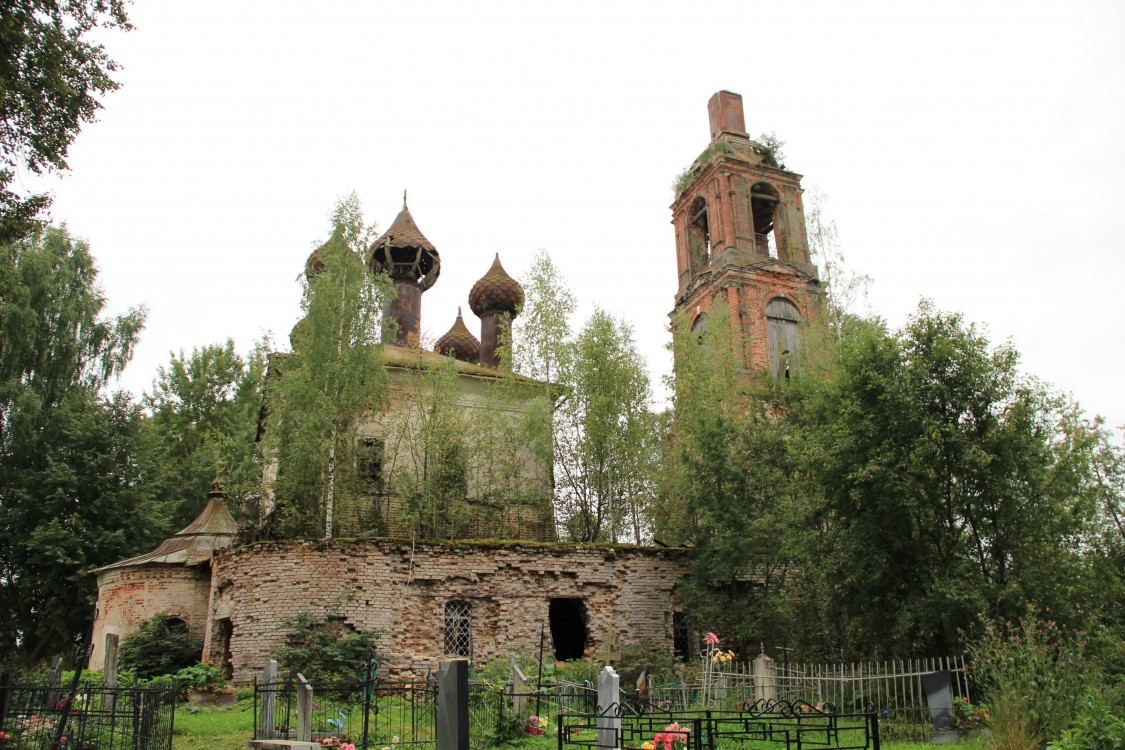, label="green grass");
[169,699,991,750]
[172,698,254,750]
